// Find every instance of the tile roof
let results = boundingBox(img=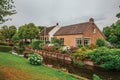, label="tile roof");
[54,22,91,36]
[40,26,55,35]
